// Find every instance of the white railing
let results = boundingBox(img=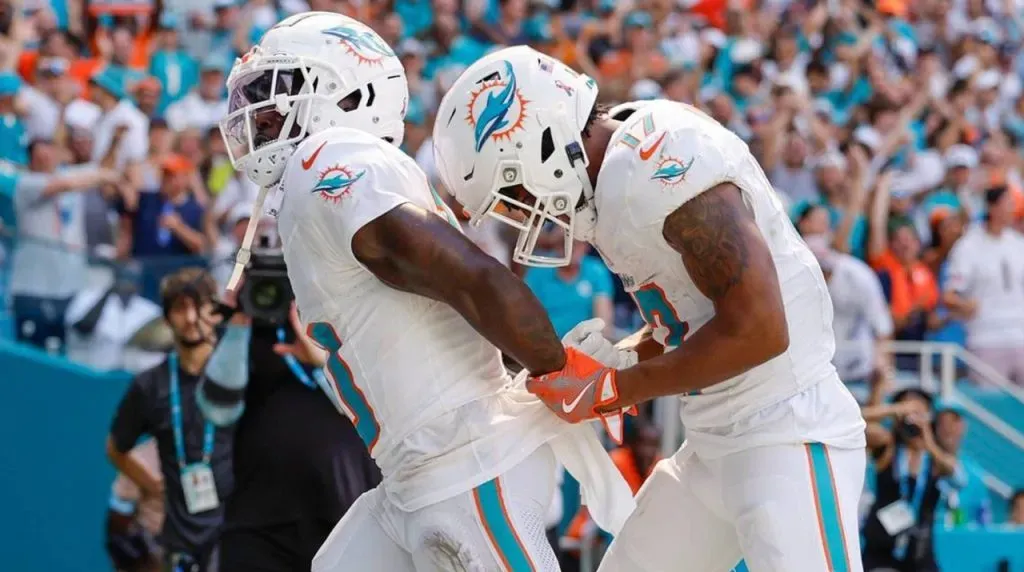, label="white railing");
[884,340,1024,406]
